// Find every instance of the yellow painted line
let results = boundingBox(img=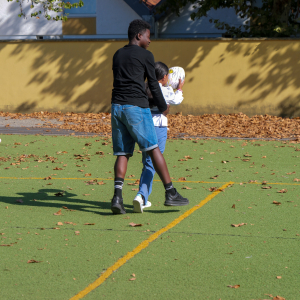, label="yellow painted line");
[0,177,299,185]
[69,181,233,300]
